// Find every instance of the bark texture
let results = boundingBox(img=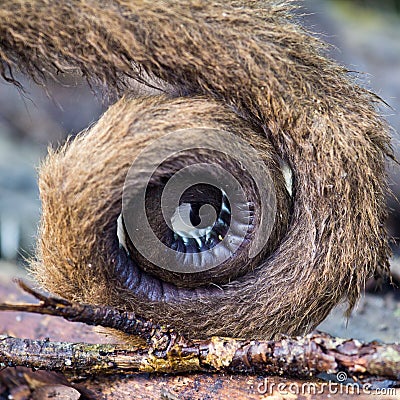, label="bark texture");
[0,279,398,399]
